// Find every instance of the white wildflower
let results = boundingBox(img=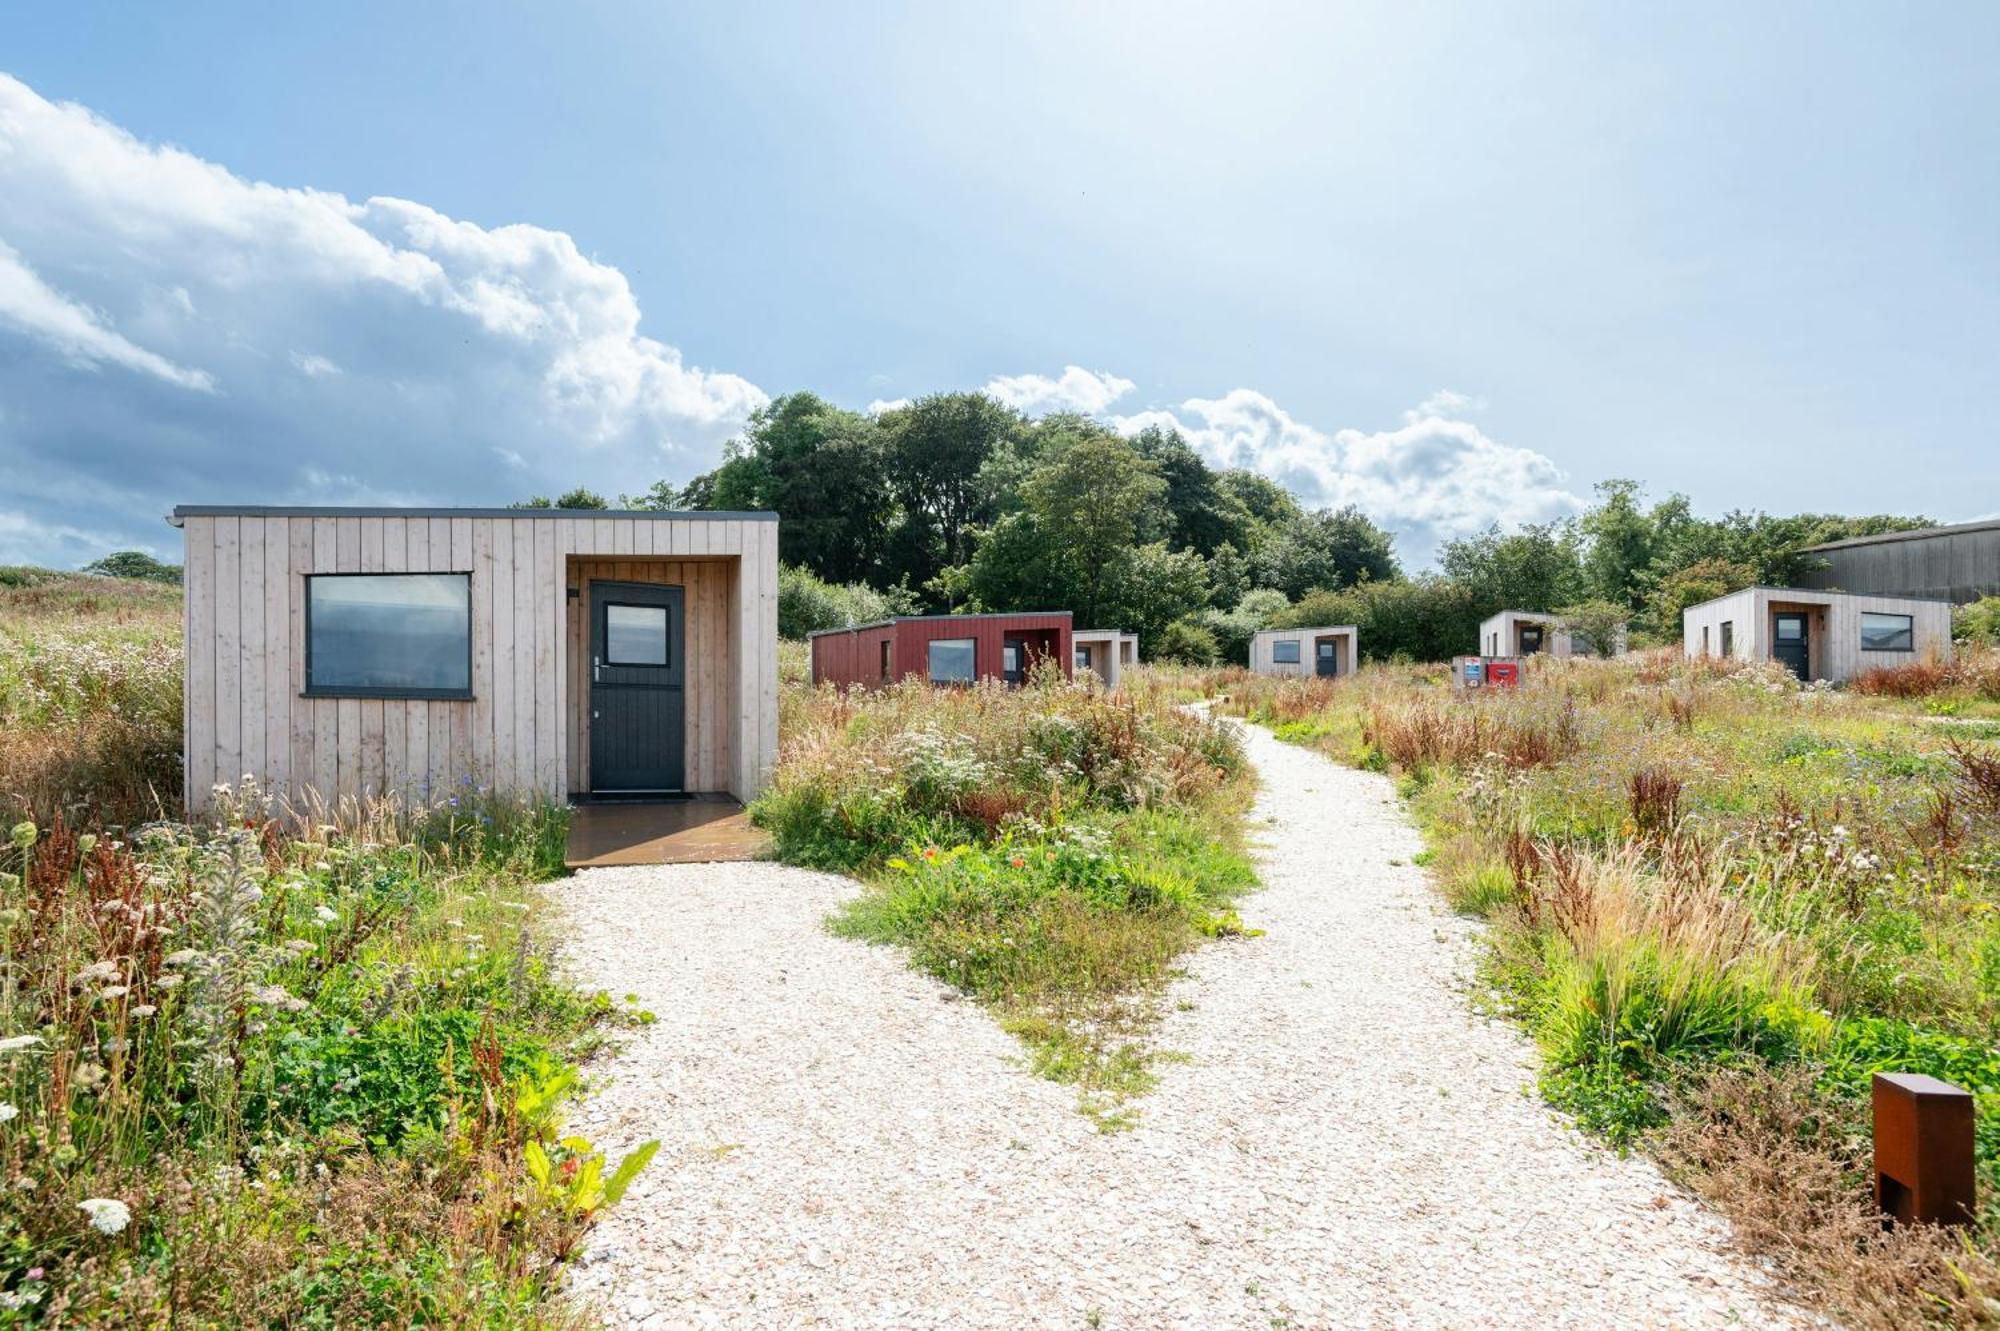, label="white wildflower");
[313,904,338,924]
[130,1005,157,1018]
[97,986,129,1001]
[154,975,183,990]
[0,1035,43,1054]
[0,1102,16,1122]
[78,1197,131,1235]
[72,960,120,987]
[162,949,205,968]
